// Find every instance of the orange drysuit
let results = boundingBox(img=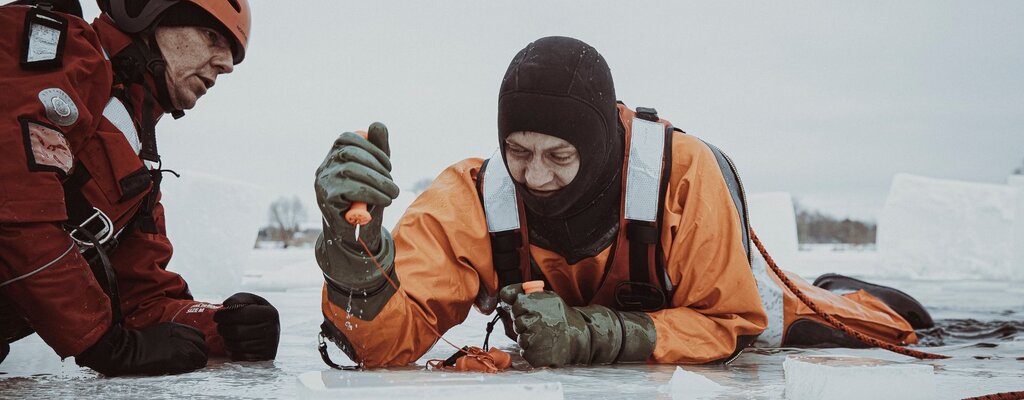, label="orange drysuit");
[0,6,223,358]
[323,105,917,367]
